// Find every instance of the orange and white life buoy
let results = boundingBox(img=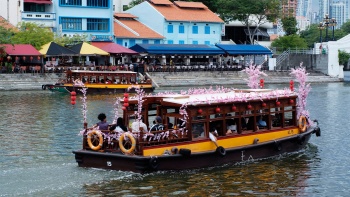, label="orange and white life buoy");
[87,130,103,151]
[298,116,307,132]
[119,132,136,154]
